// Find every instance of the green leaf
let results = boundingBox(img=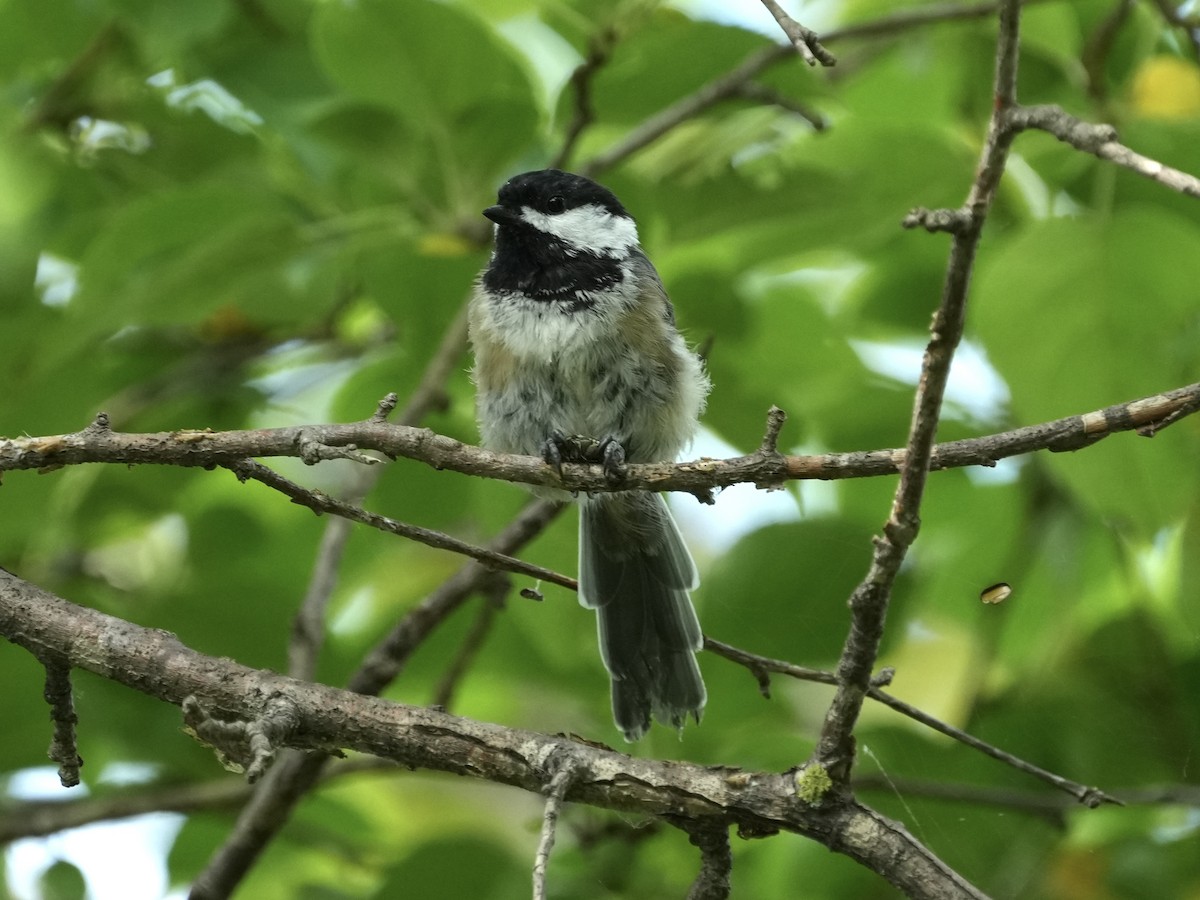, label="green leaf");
[973,209,1200,531]
[312,0,538,202]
